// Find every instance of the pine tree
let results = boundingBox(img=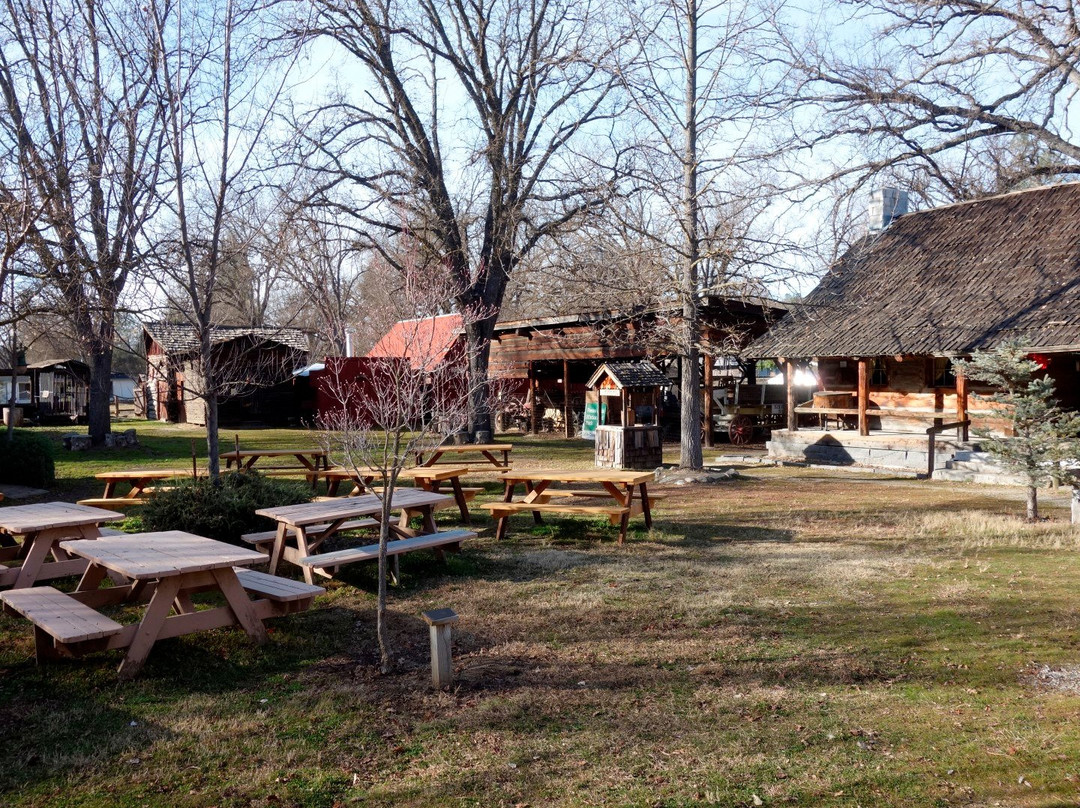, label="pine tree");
[956,341,1080,521]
